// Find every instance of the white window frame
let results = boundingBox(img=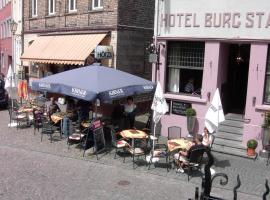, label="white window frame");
[48,0,55,15]
[69,0,77,12]
[92,0,103,10]
[32,0,38,17]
